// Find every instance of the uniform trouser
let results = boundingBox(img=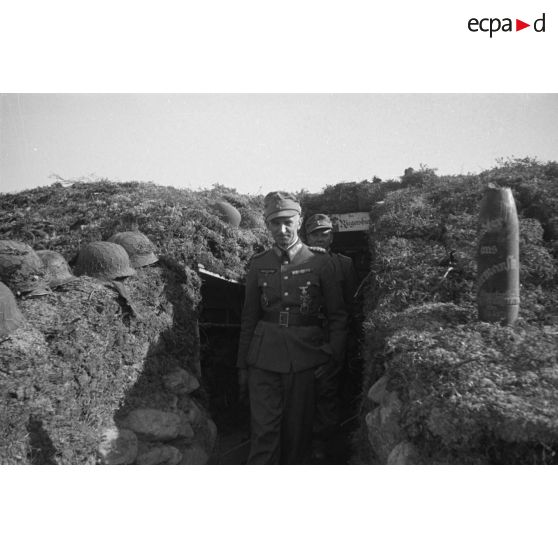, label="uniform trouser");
[313,362,342,446]
[247,366,315,465]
